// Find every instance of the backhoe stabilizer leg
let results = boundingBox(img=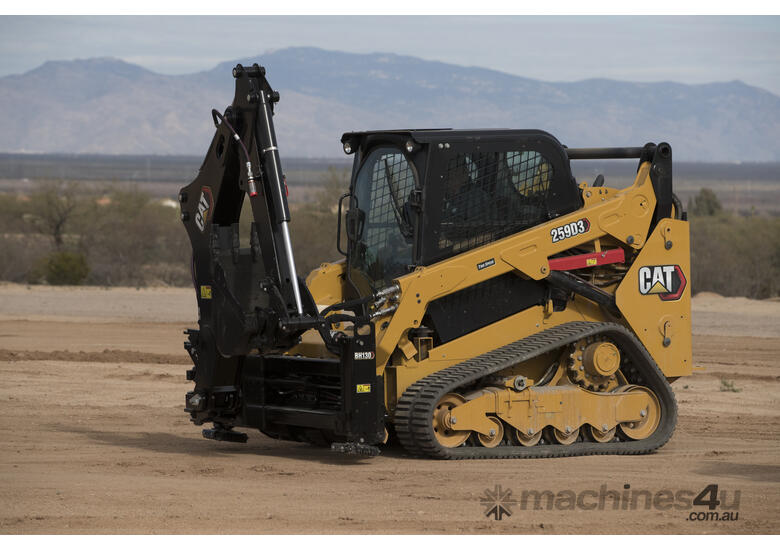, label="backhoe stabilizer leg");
[330,442,381,457]
[202,426,248,443]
